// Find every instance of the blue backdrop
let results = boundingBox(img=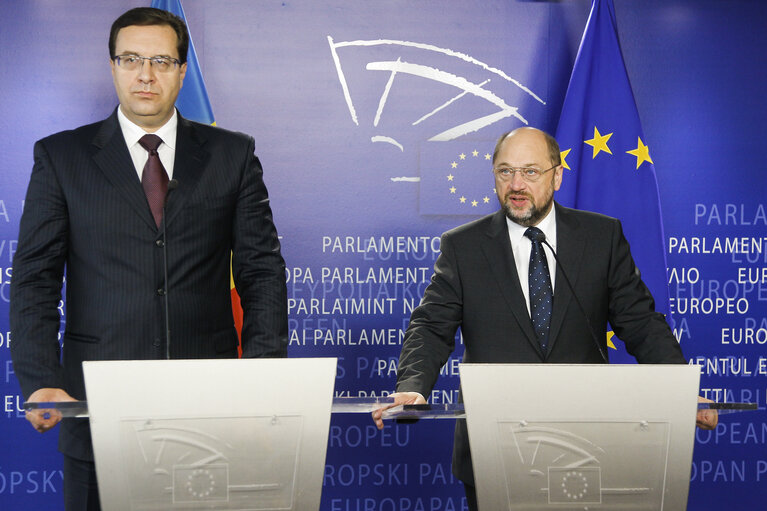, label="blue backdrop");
[1,1,765,509]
